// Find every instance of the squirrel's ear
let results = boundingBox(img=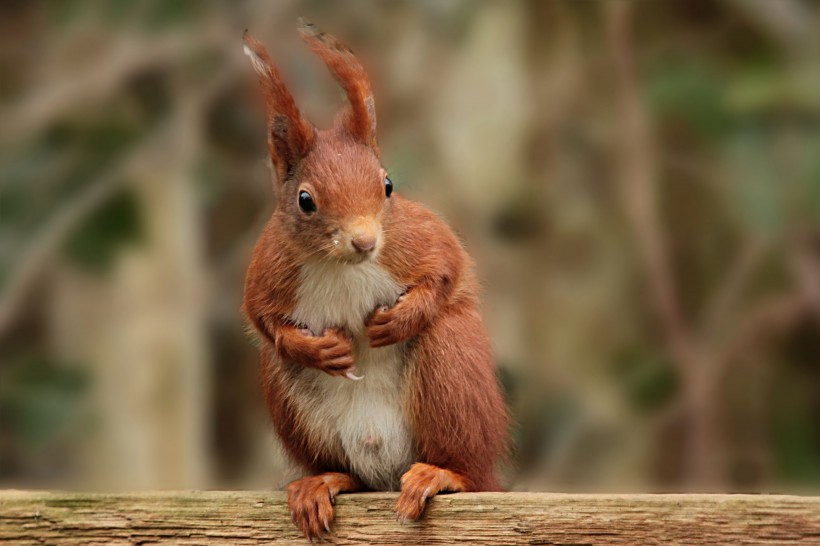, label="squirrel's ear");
[297,19,378,154]
[243,30,315,181]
